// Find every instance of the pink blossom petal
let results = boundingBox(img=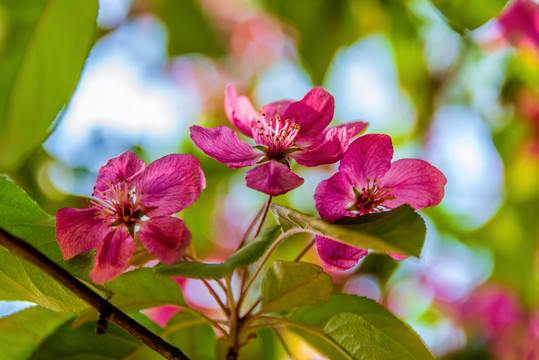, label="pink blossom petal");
[137,154,206,217]
[137,216,191,265]
[94,151,145,198]
[379,159,447,210]
[56,207,110,260]
[145,306,181,327]
[284,87,335,141]
[332,121,369,138]
[388,253,409,261]
[89,226,137,284]
[225,84,259,137]
[293,126,351,167]
[190,125,263,168]
[315,235,368,270]
[314,172,355,222]
[260,100,292,119]
[339,134,393,187]
[245,161,304,196]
